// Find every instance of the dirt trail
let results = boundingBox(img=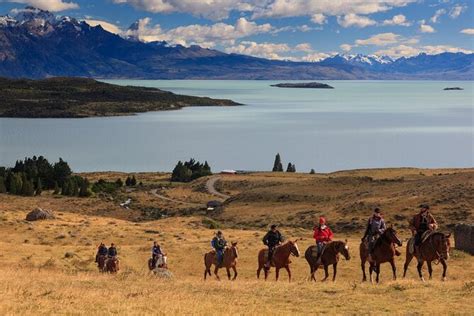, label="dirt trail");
[205,176,230,200]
